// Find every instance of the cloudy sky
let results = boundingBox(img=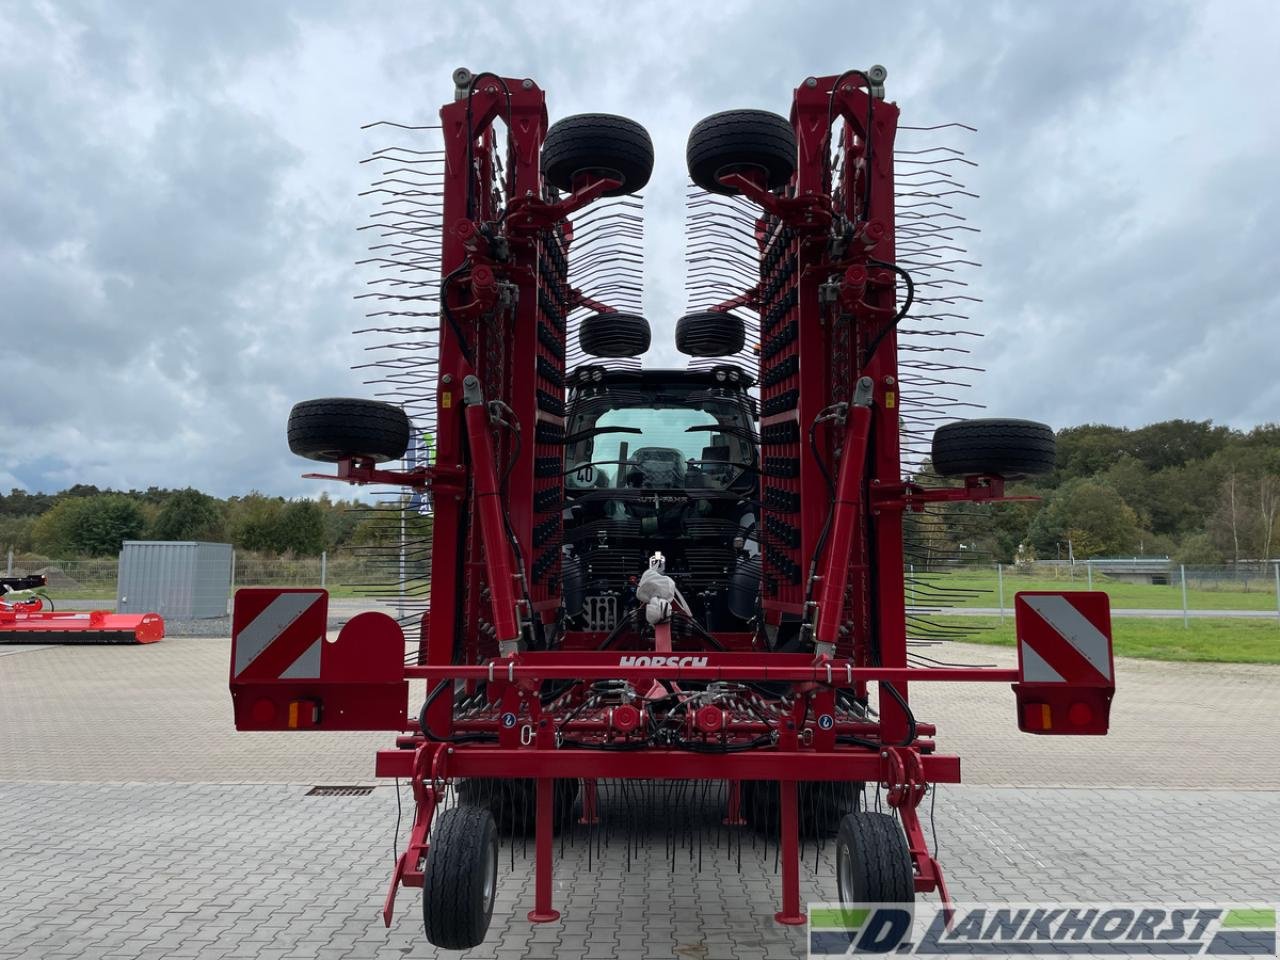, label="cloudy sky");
[2,1,1277,497]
